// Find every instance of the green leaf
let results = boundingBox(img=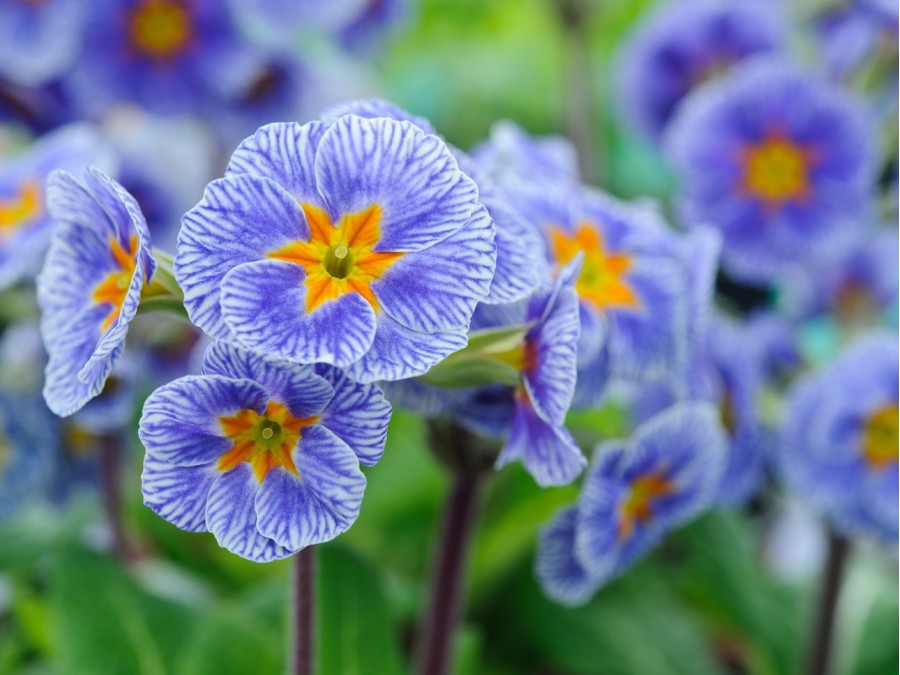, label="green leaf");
[316,545,406,675]
[418,325,529,388]
[49,548,195,675]
[847,586,898,675]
